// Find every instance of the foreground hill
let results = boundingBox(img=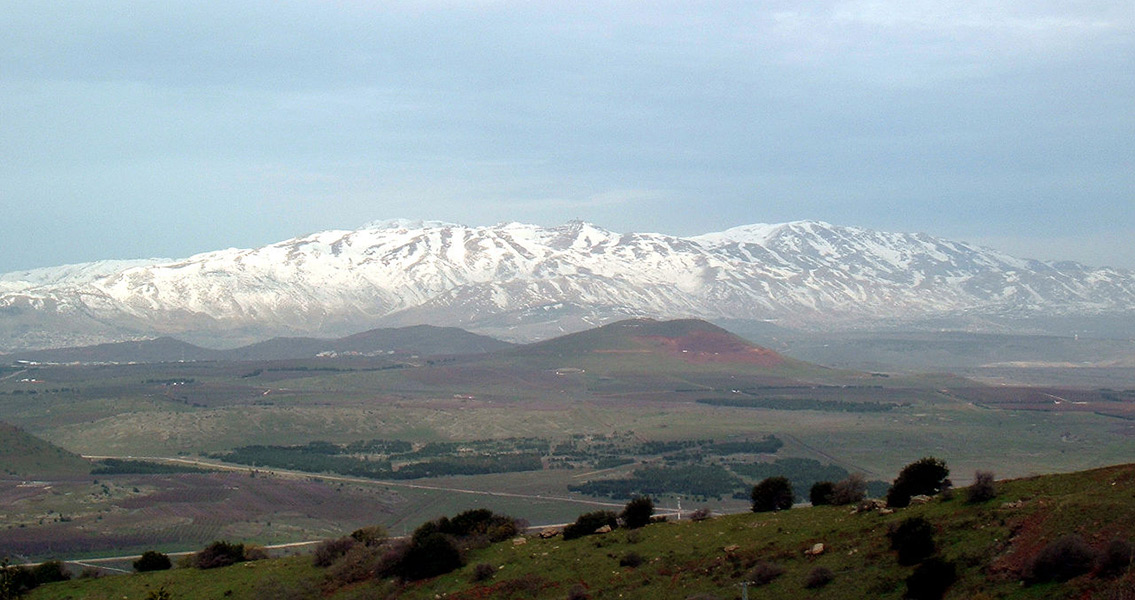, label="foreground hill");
[27,463,1135,600]
[3,219,1134,351]
[0,422,89,479]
